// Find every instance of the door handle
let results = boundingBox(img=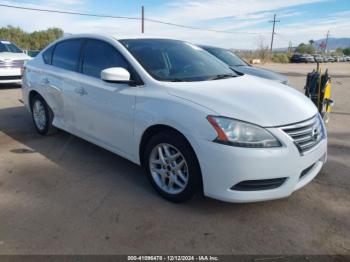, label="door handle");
[74,87,87,96]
